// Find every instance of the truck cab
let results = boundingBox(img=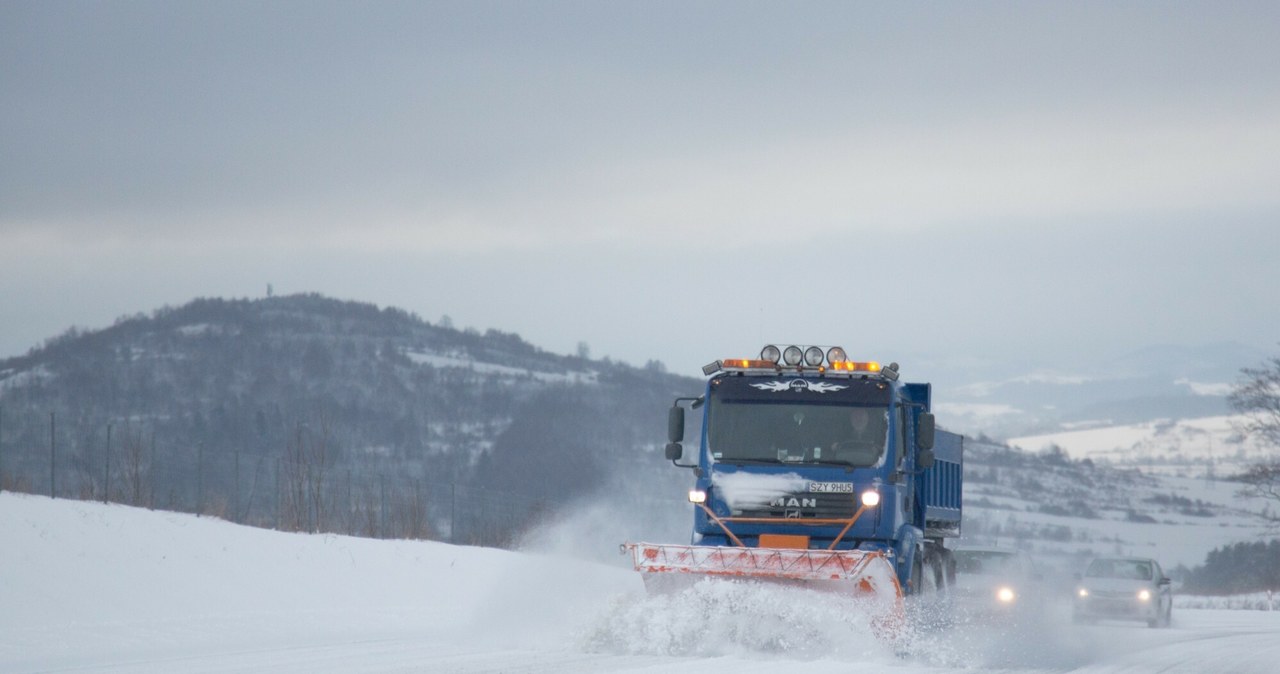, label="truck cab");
[665,345,962,595]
